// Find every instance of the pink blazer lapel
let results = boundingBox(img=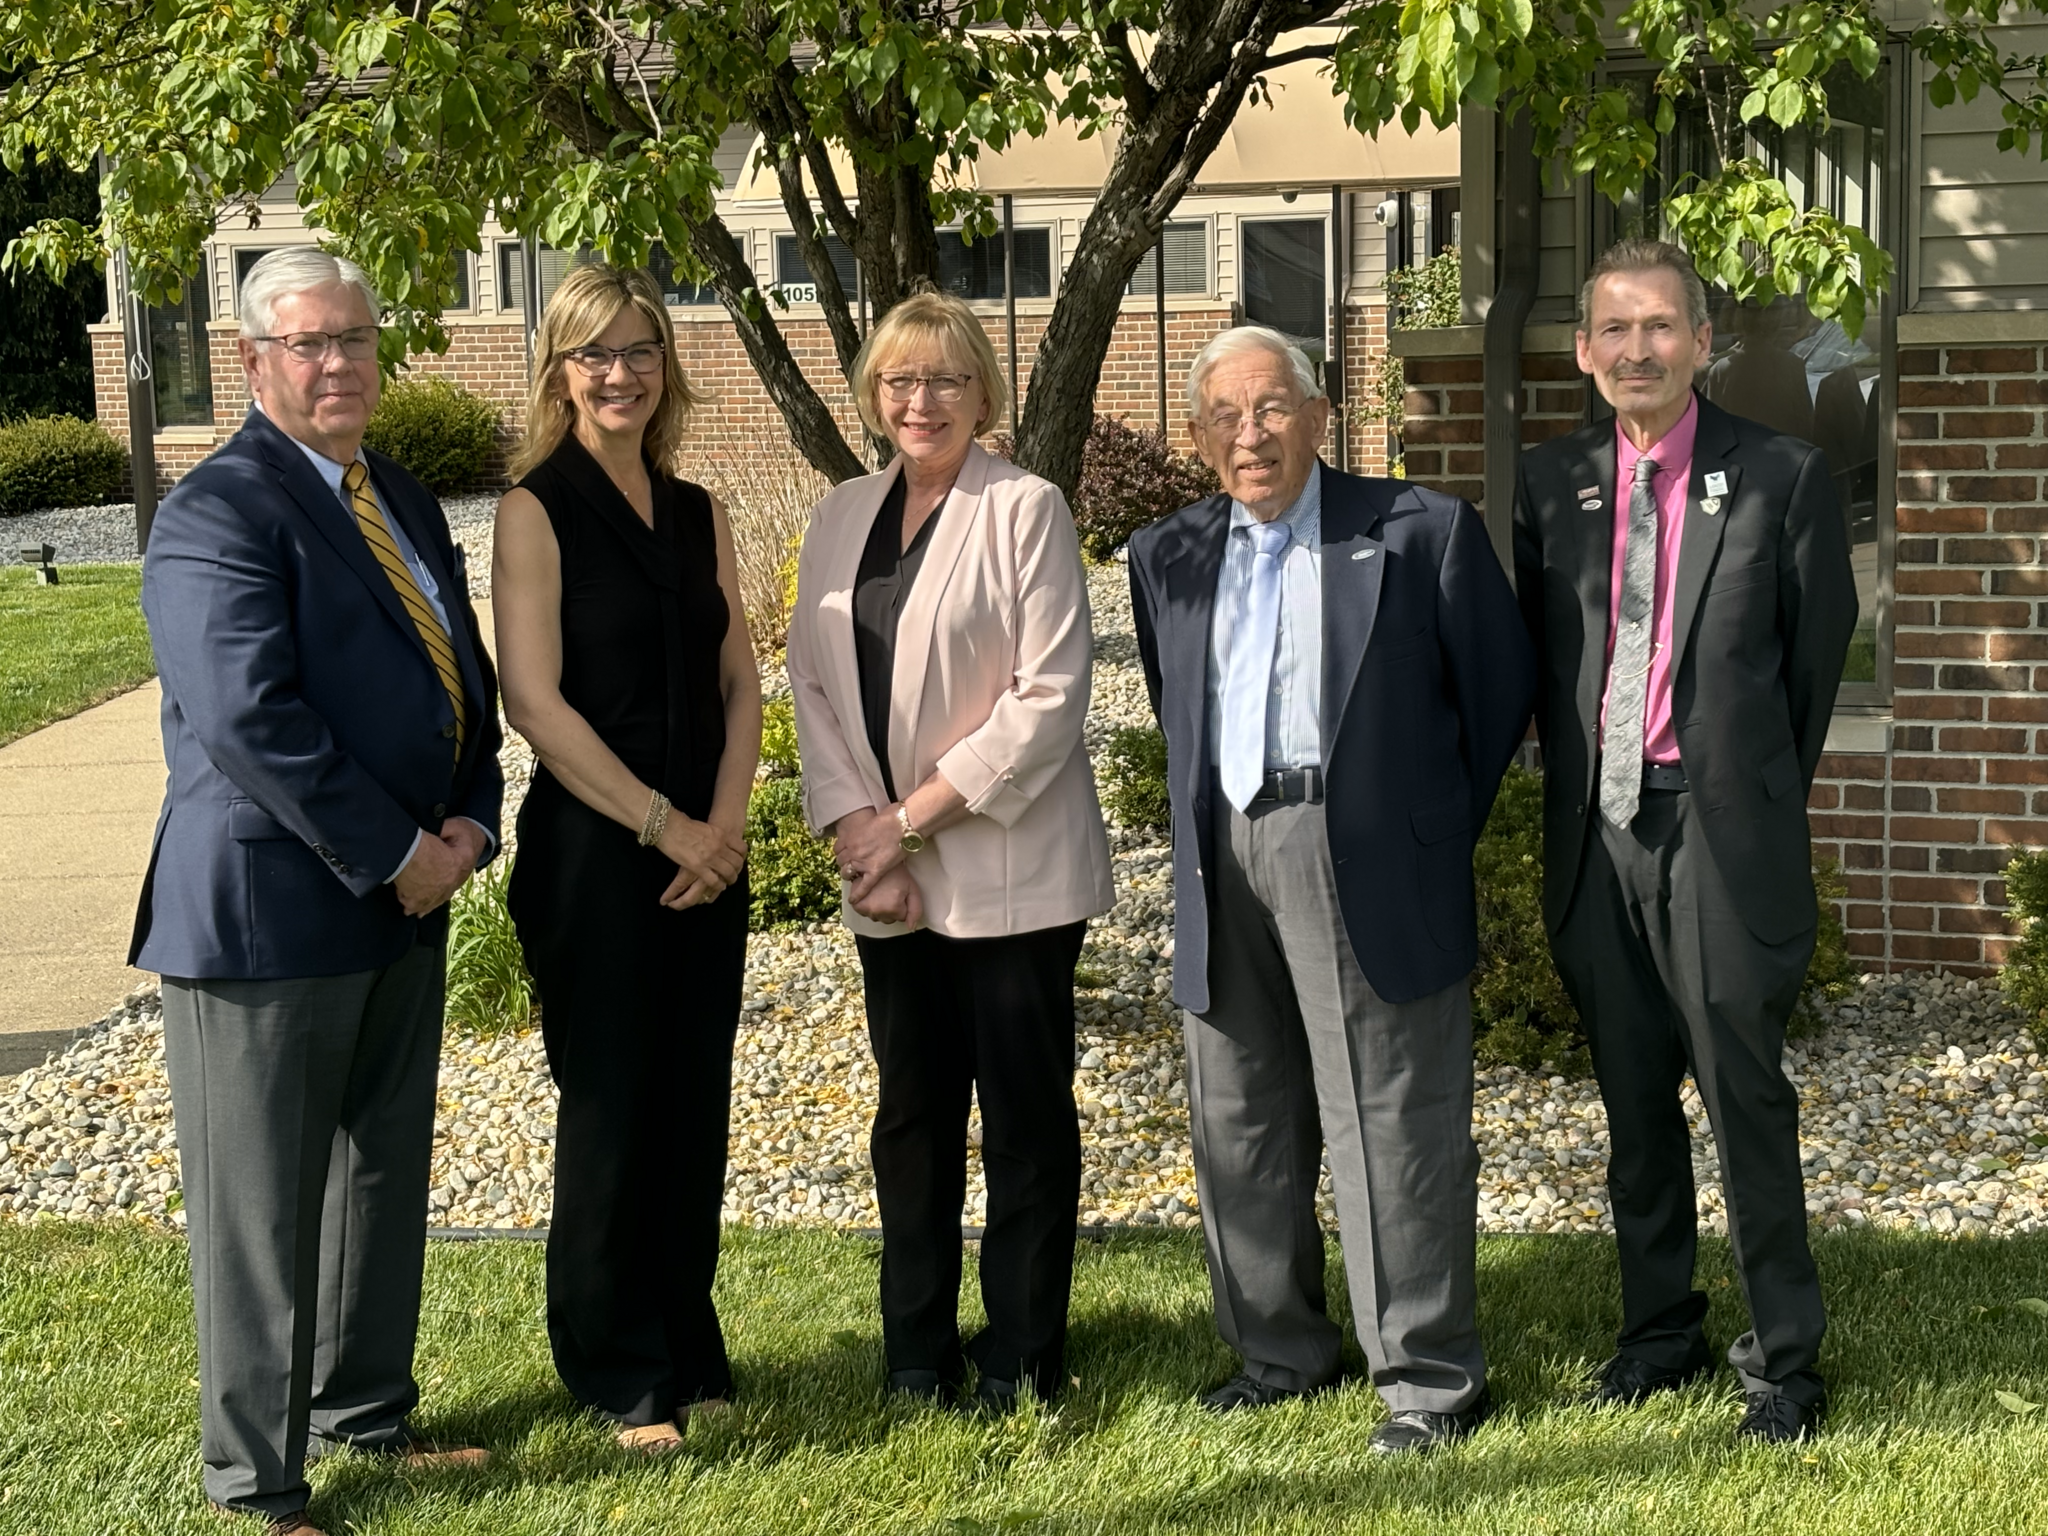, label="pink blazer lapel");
[886,440,991,798]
